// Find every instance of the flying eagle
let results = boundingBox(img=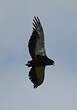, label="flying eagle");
[26,16,54,88]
